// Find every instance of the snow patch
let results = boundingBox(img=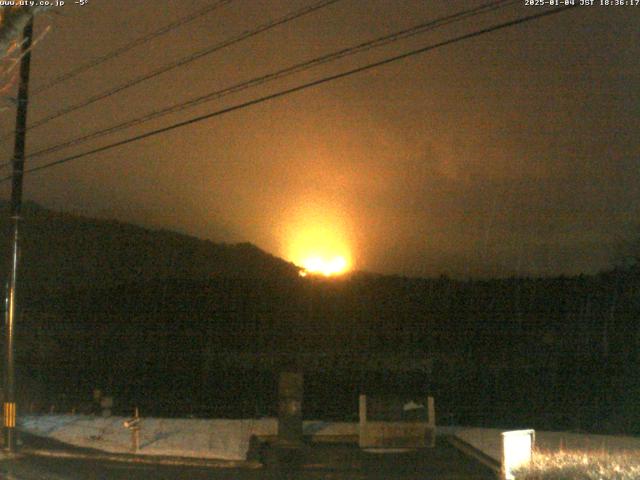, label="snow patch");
[20,415,277,461]
[18,415,358,461]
